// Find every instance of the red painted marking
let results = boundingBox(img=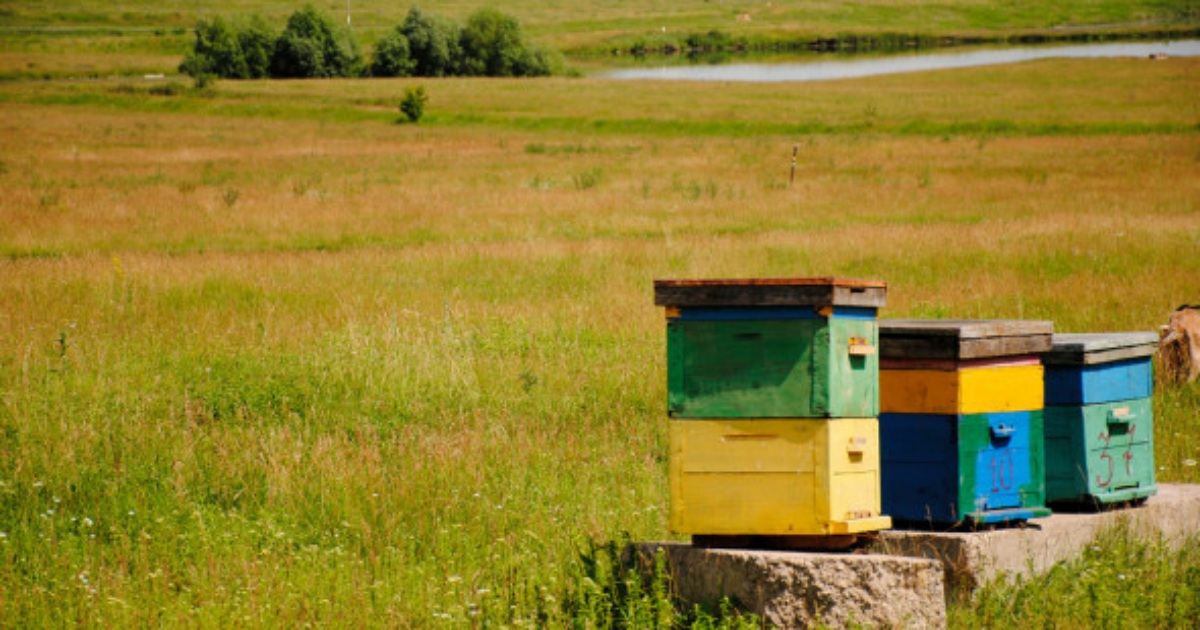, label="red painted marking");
[990,448,1015,493]
[1123,424,1137,476]
[1097,432,1114,488]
